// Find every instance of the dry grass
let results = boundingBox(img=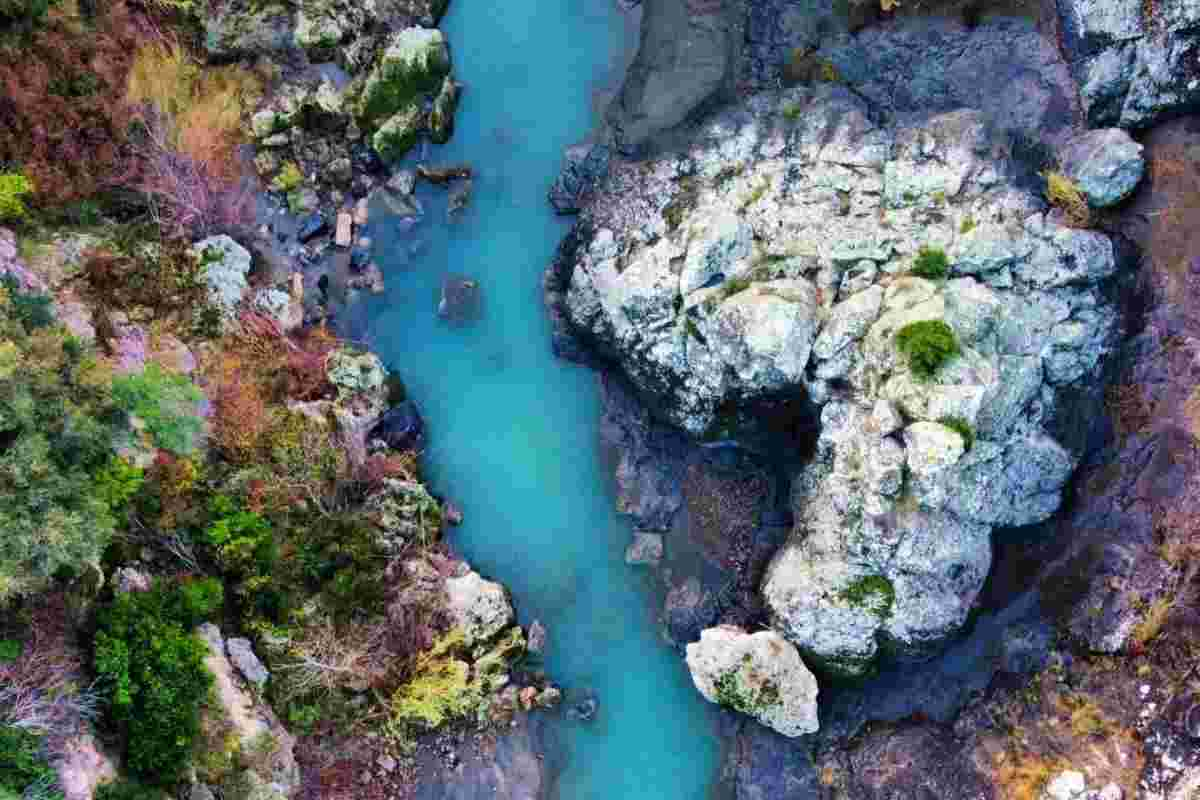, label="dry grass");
[126,40,263,179]
[1043,171,1092,228]
[1132,597,1175,648]
[994,751,1068,800]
